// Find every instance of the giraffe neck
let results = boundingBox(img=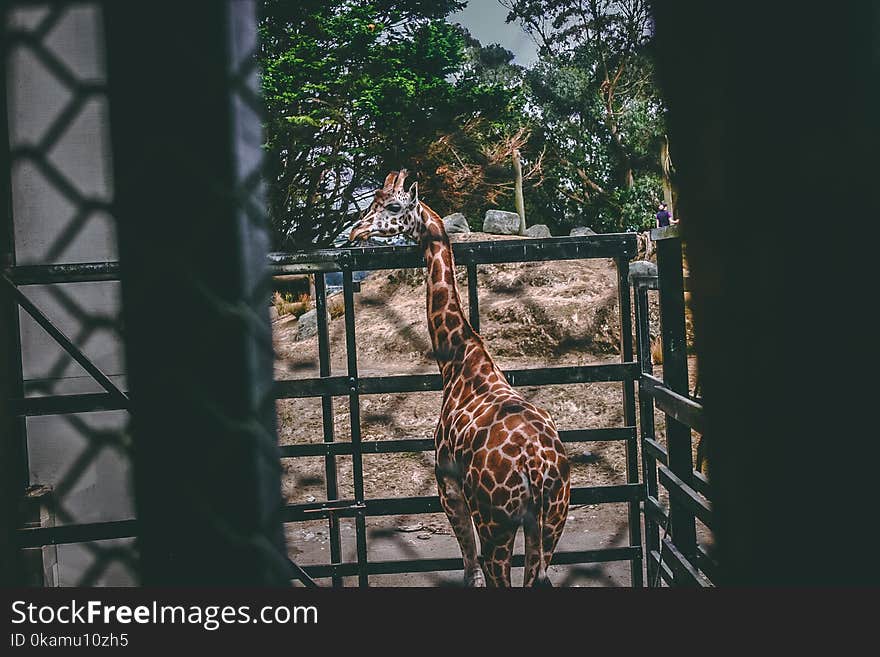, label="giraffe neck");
[415,202,475,379]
